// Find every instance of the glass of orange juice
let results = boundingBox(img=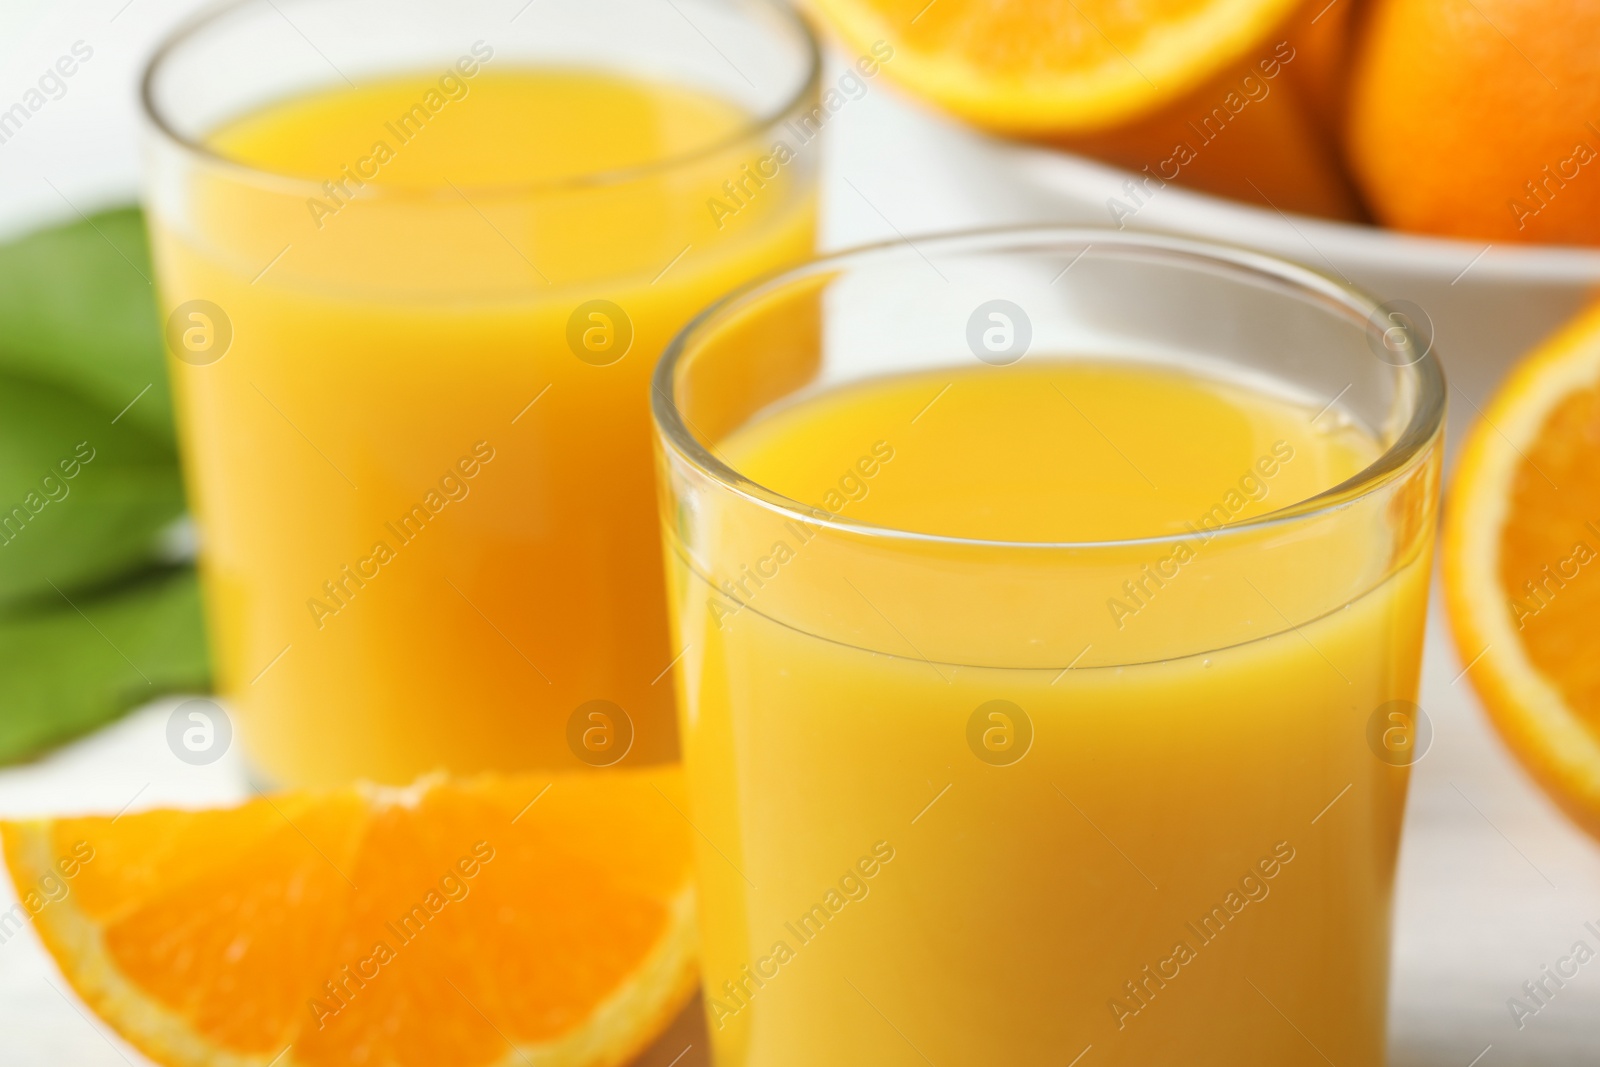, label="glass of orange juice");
[653,229,1445,1065]
[140,0,819,785]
